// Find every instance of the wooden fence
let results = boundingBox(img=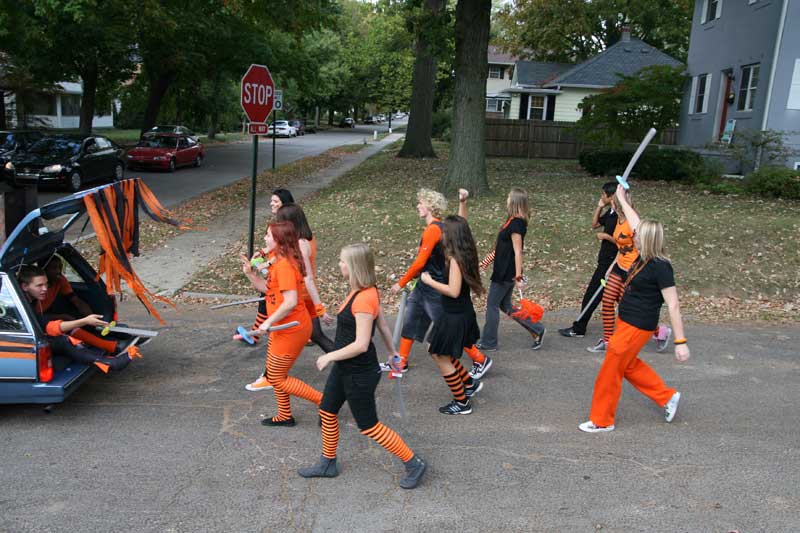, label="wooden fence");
[485,118,678,159]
